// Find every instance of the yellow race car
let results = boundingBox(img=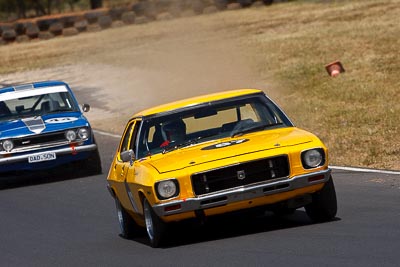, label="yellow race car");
[107,89,337,247]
